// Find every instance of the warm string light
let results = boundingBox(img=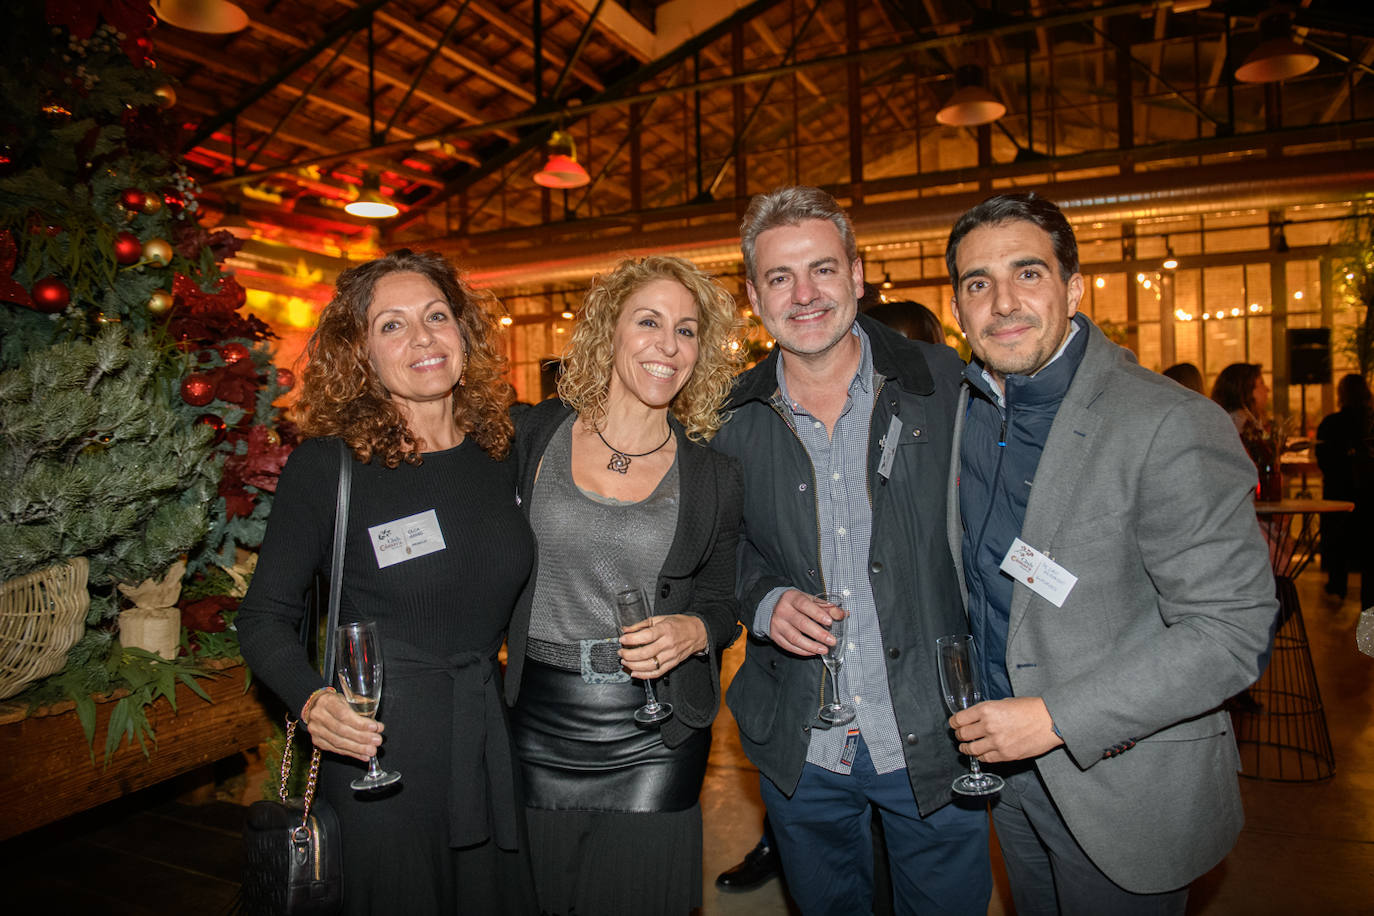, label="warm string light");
[1175,303,1265,321]
[1139,271,1267,322]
